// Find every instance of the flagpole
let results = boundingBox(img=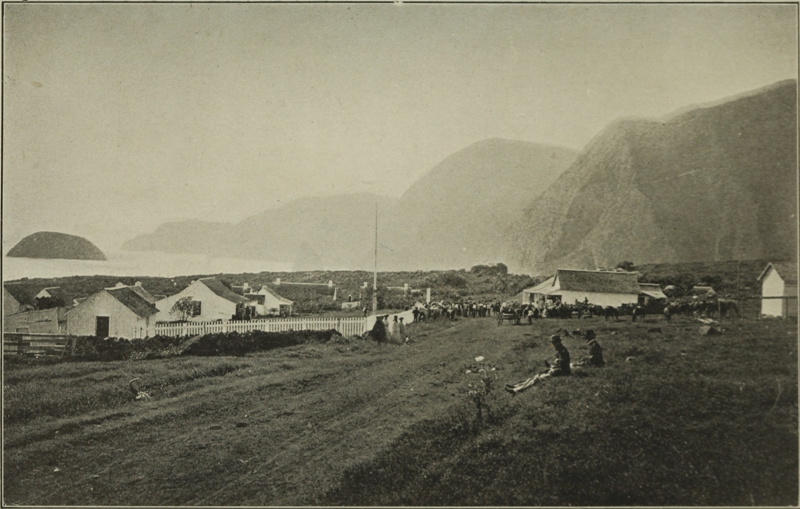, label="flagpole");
[372,203,378,314]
